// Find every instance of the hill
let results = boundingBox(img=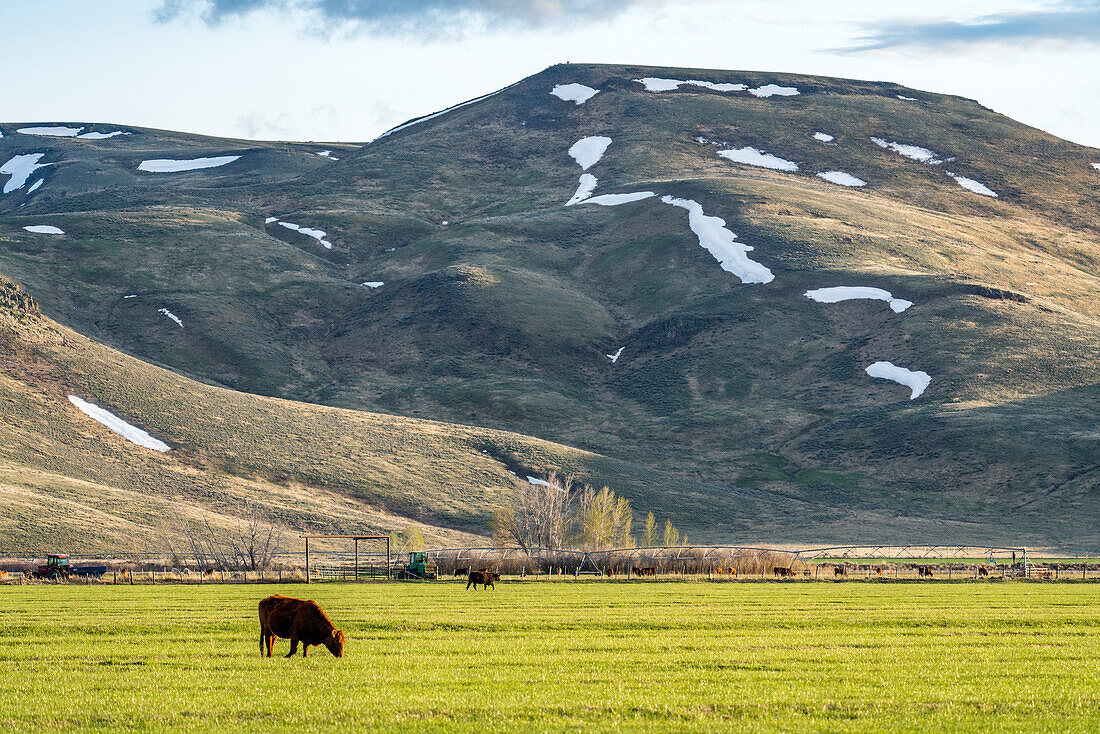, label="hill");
[1,64,1098,550]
